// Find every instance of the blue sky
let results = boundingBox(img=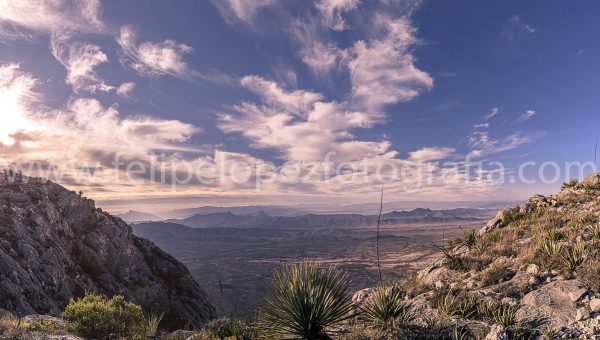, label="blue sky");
[1,0,599,210]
